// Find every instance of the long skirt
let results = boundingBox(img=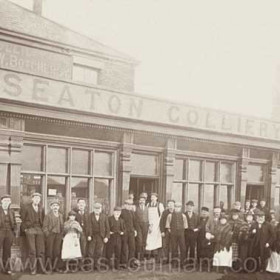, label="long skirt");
[61,232,82,260]
[213,247,232,267]
[266,252,280,273]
